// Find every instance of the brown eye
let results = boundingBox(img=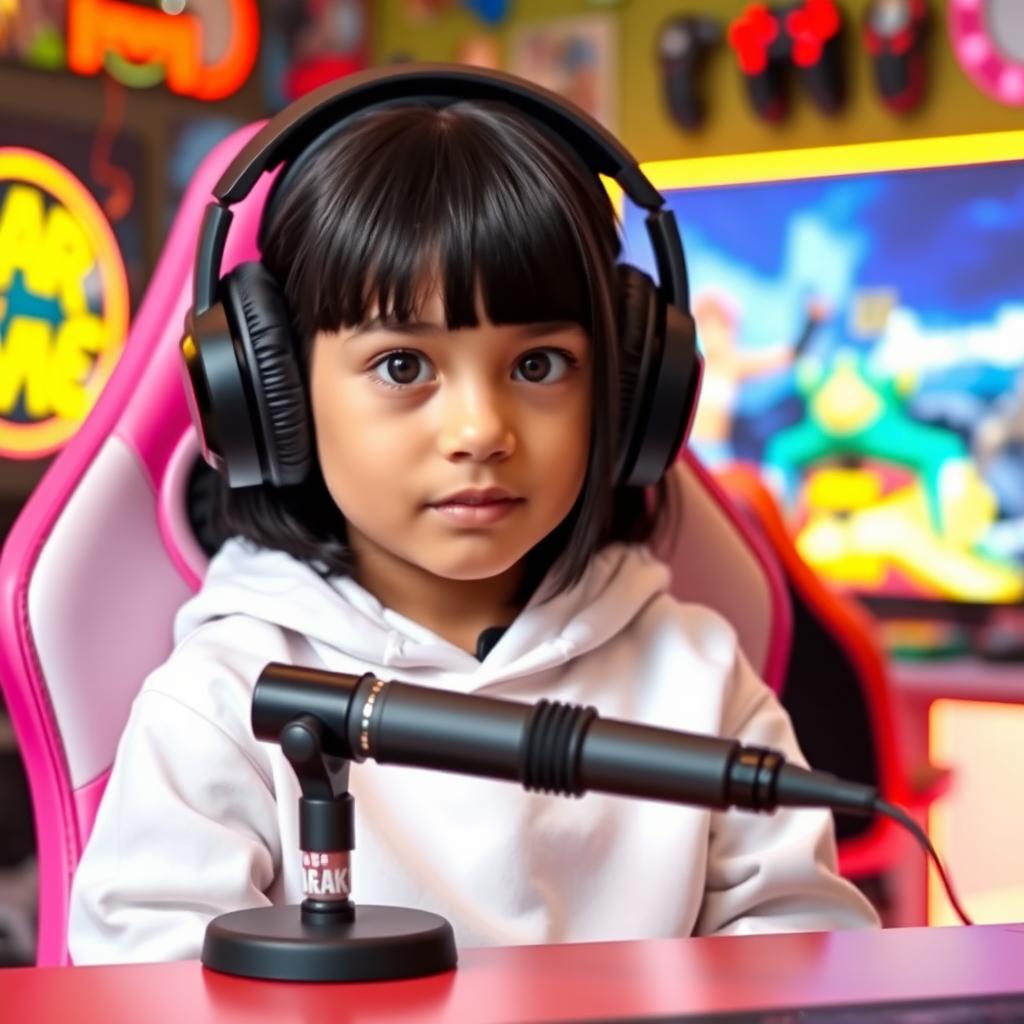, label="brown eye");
[387,354,420,384]
[371,351,433,387]
[514,350,572,384]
